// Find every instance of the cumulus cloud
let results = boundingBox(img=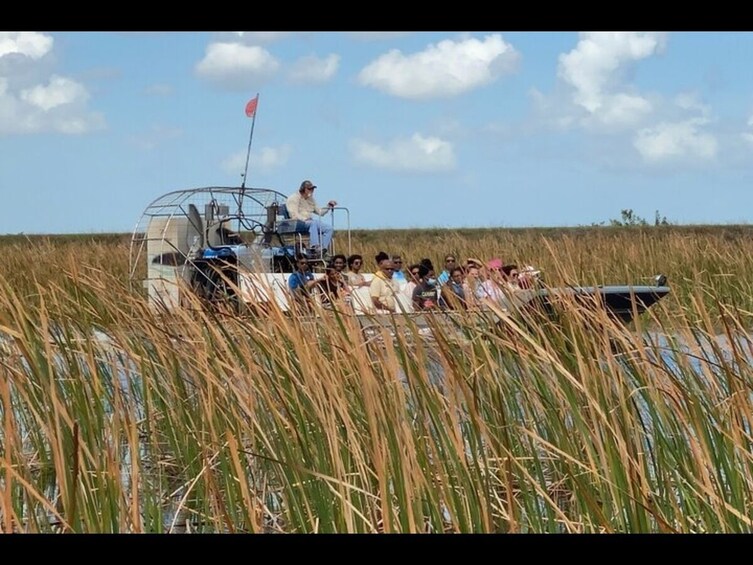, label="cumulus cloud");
[592,93,653,128]
[633,118,718,162]
[221,144,292,176]
[531,32,725,166]
[195,42,280,90]
[350,133,456,172]
[0,32,53,59]
[0,33,104,135]
[20,75,88,111]
[288,54,340,84]
[357,34,519,100]
[557,32,666,127]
